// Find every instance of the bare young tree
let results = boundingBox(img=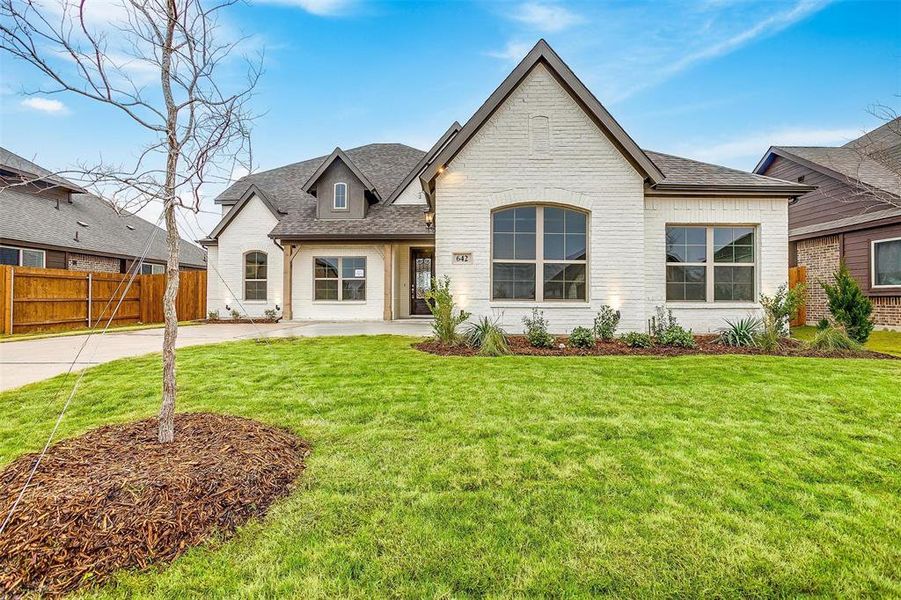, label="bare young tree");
[1,0,259,442]
[841,104,901,211]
